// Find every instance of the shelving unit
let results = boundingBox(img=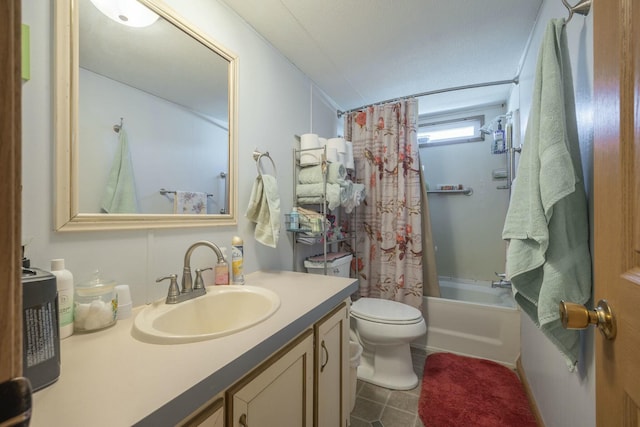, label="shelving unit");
[426,187,473,196]
[289,145,356,276]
